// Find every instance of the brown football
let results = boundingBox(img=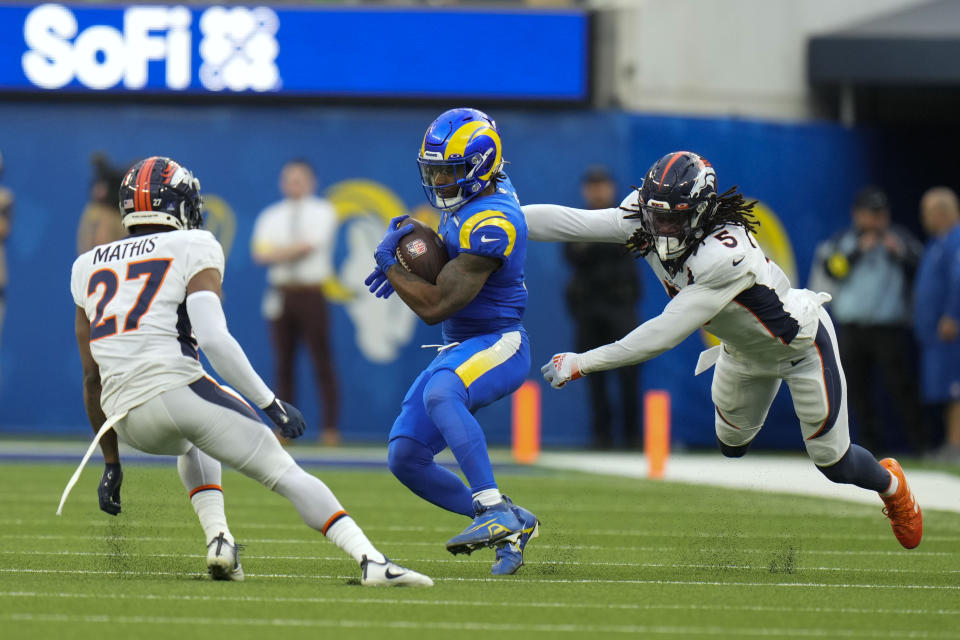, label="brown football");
[395,218,450,284]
